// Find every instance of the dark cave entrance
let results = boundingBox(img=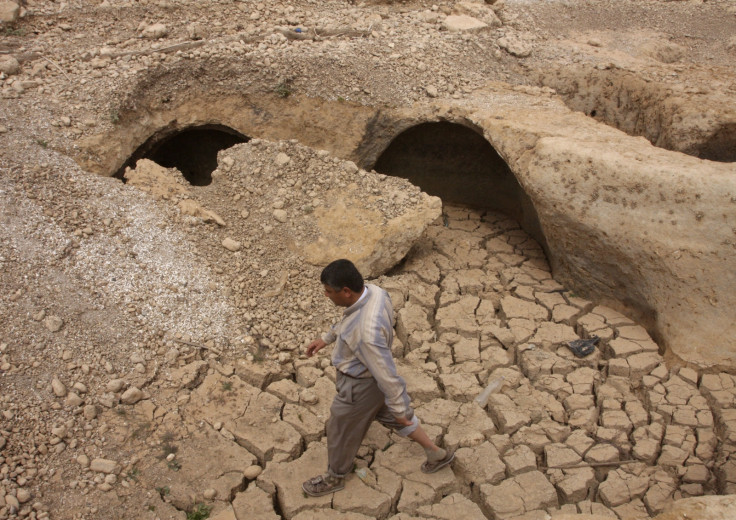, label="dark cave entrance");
[116,124,249,185]
[372,121,547,250]
[694,123,736,163]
